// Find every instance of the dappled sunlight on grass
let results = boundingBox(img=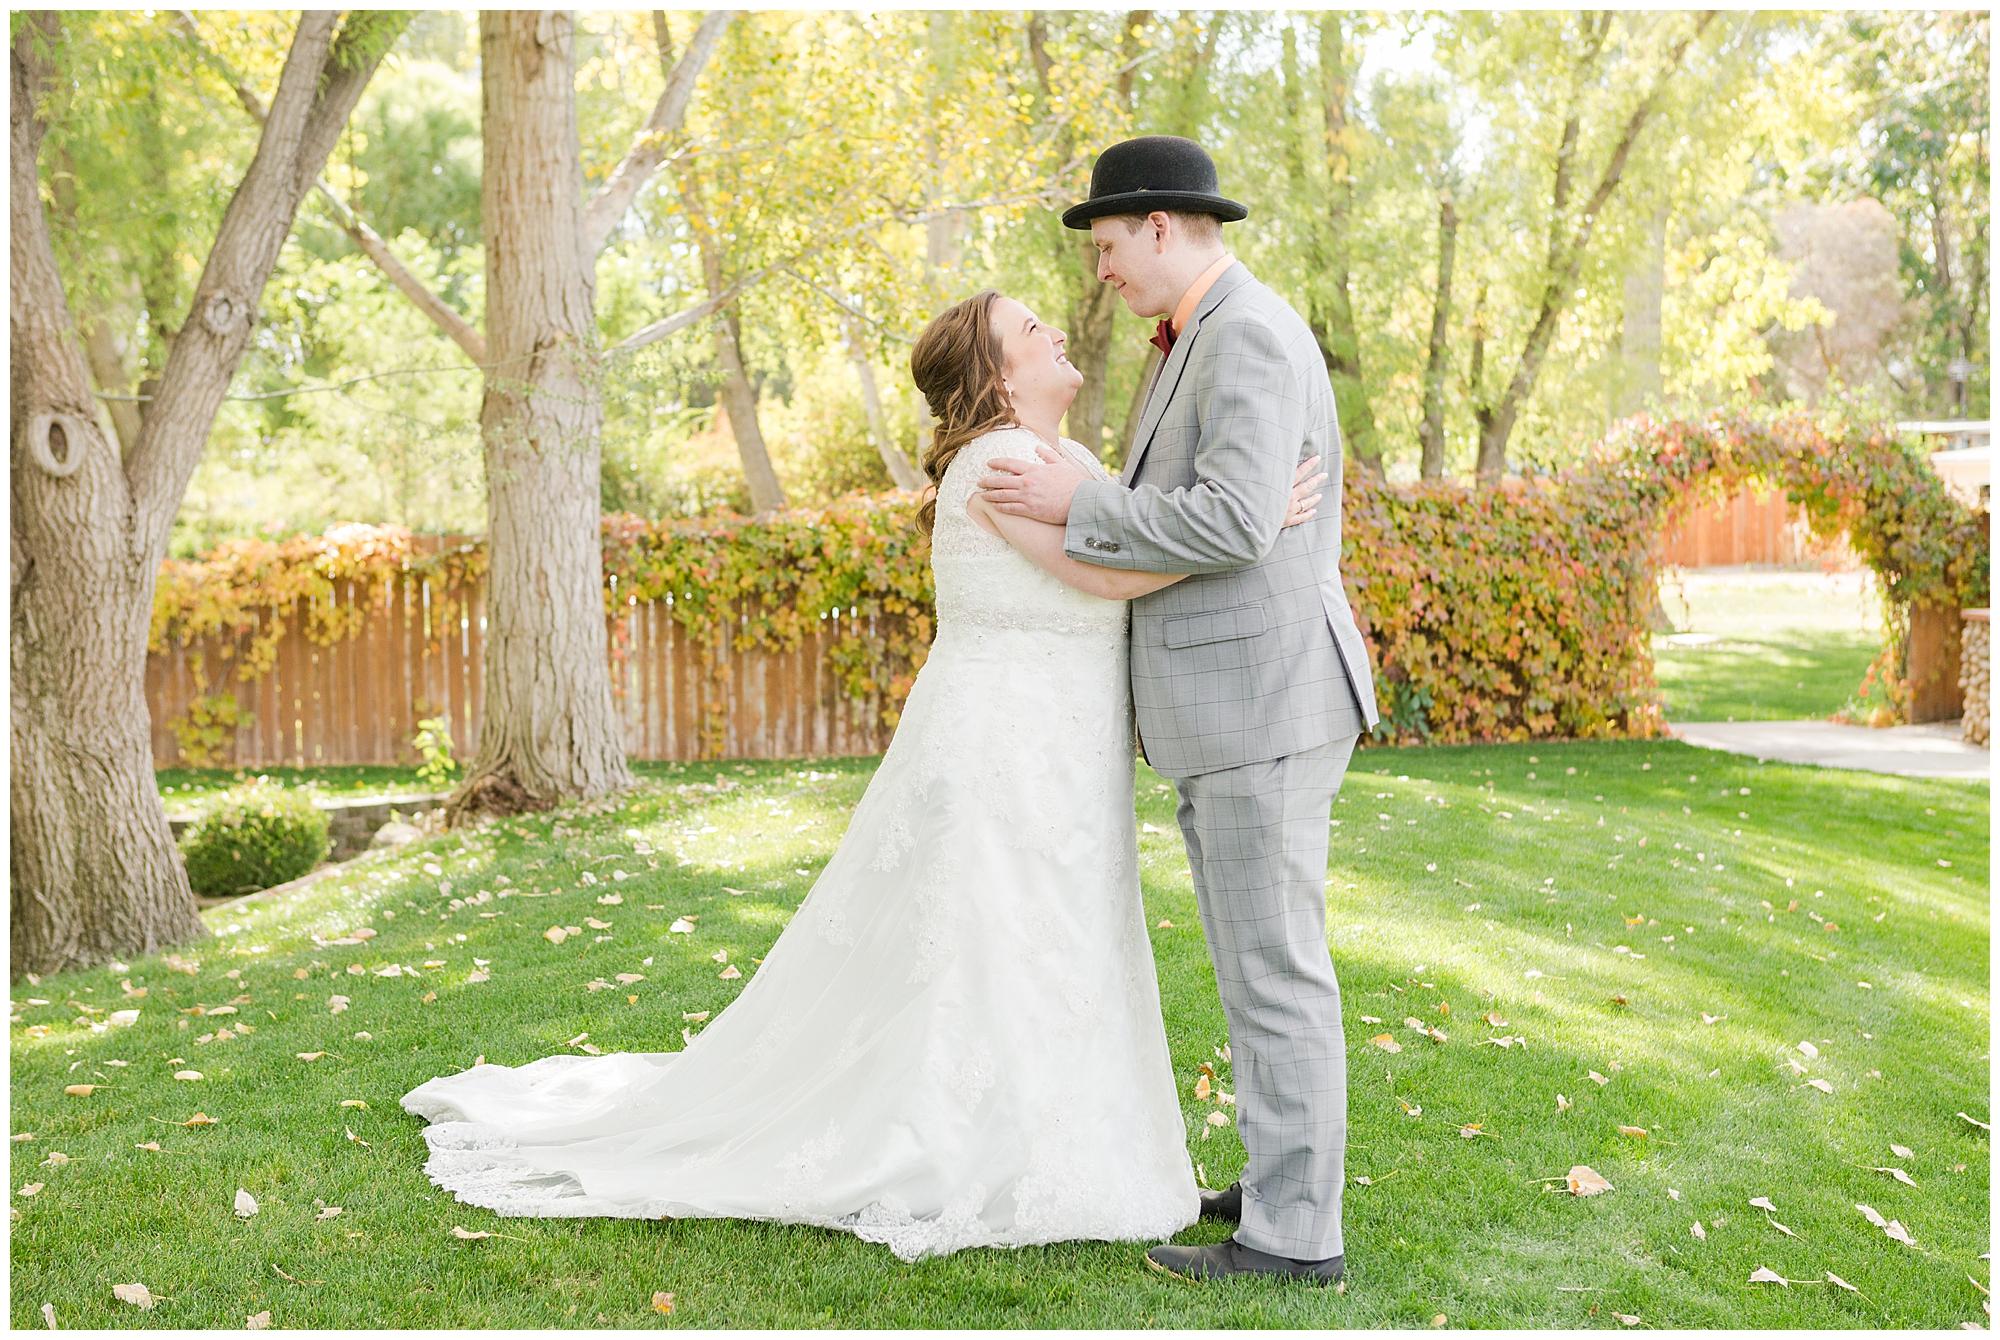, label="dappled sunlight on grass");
[9,742,1987,1328]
